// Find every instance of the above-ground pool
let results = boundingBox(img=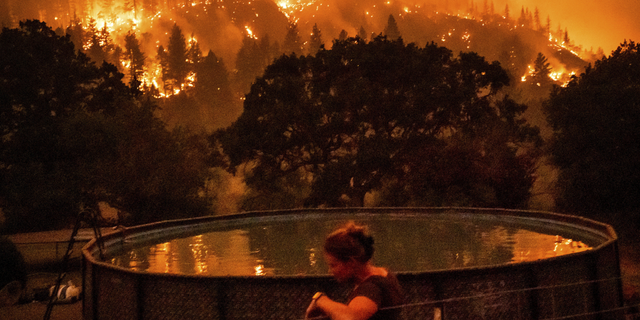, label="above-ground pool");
[106,212,594,276]
[82,208,623,319]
